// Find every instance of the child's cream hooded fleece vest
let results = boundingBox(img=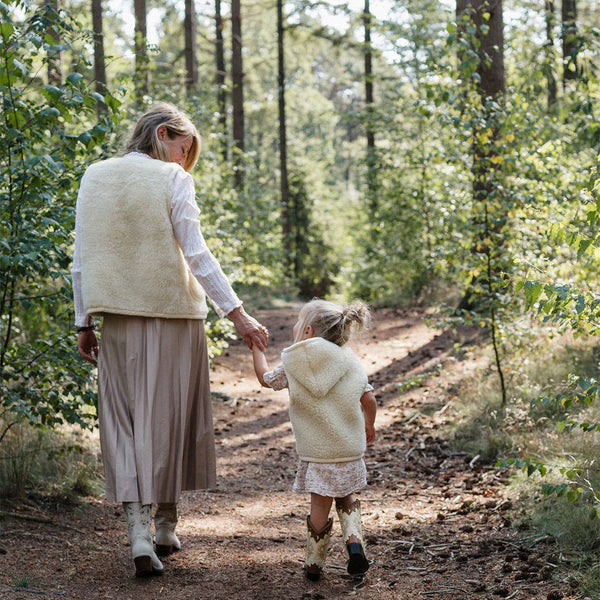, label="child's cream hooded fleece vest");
[282,337,368,463]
